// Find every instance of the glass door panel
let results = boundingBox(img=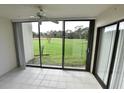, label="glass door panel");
[96,24,117,85]
[64,21,90,69]
[40,21,63,68]
[110,22,124,88]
